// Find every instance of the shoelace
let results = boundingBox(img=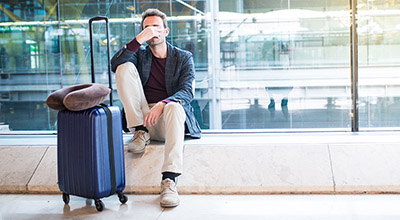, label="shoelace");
[161,180,176,193]
[133,131,145,141]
